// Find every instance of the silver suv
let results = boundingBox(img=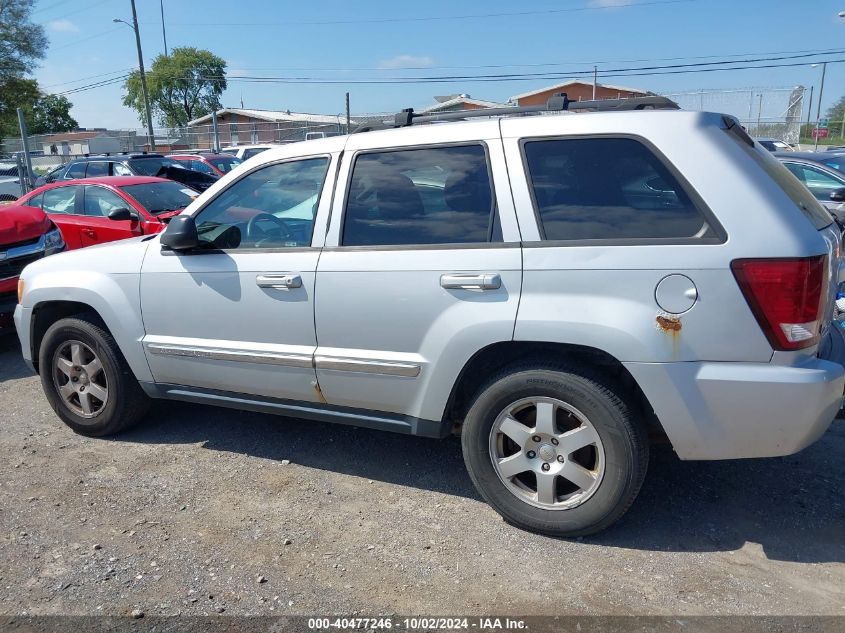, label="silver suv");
[14,96,845,536]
